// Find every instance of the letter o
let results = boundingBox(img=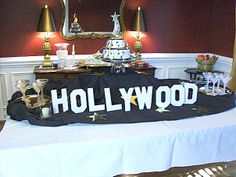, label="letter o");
[156,86,171,109]
[171,85,185,106]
